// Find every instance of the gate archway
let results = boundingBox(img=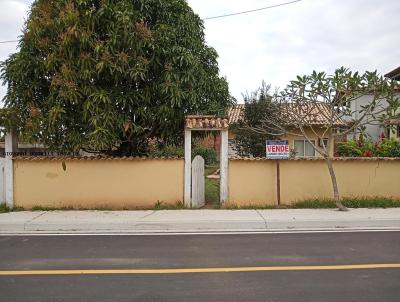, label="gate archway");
[184,115,229,208]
